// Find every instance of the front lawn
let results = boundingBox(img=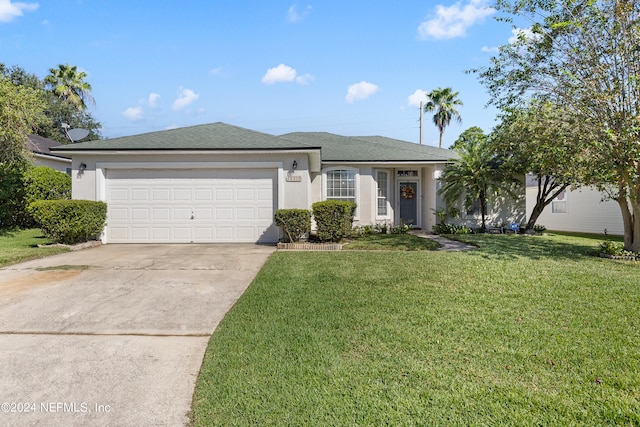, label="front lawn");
[0,228,69,267]
[343,233,440,251]
[192,234,639,426]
